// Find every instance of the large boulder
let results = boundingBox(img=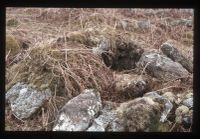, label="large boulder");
[118,97,162,131]
[160,41,193,73]
[137,52,189,81]
[53,89,102,131]
[144,91,173,122]
[6,82,52,119]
